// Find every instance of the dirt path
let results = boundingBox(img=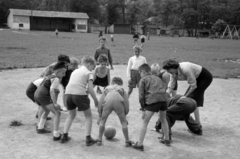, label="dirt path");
[0,65,240,159]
